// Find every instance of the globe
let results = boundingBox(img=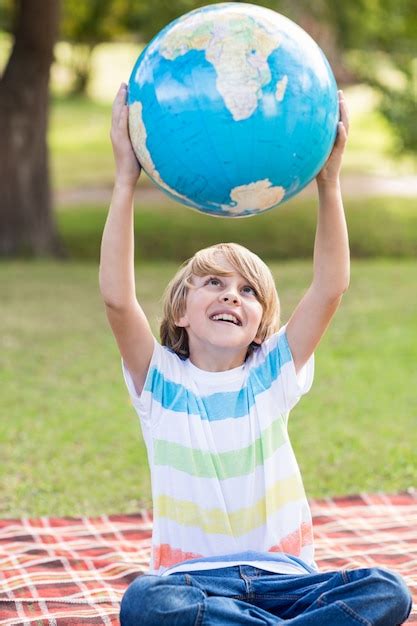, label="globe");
[128,2,338,218]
